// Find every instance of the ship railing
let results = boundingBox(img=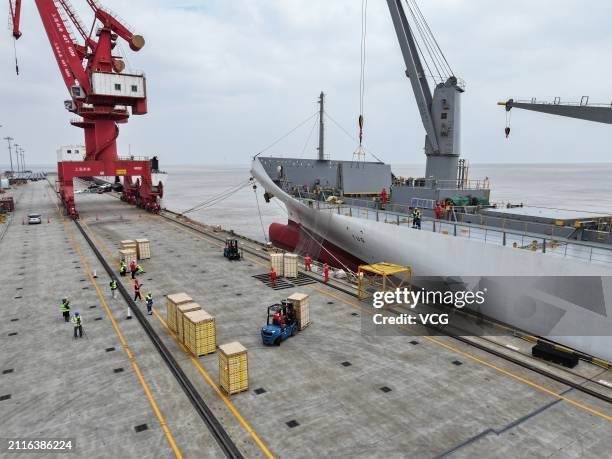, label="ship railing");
[392,178,490,190]
[297,198,612,267]
[117,155,151,162]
